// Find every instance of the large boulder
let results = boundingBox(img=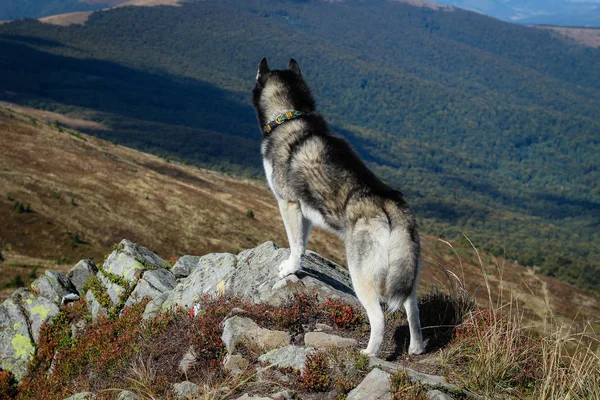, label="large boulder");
[18,289,60,342]
[67,260,98,296]
[30,271,77,305]
[125,268,177,307]
[0,292,35,381]
[162,241,358,311]
[102,239,165,283]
